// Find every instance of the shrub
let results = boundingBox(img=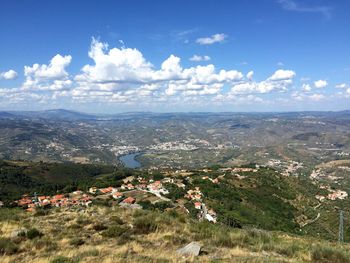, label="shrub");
[109,215,124,225]
[76,216,91,225]
[0,208,21,221]
[133,215,158,234]
[0,238,19,255]
[275,242,301,257]
[26,228,43,239]
[35,208,50,216]
[102,225,126,238]
[93,223,107,231]
[69,237,85,247]
[33,237,58,251]
[50,256,75,263]
[311,245,350,263]
[241,228,273,246]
